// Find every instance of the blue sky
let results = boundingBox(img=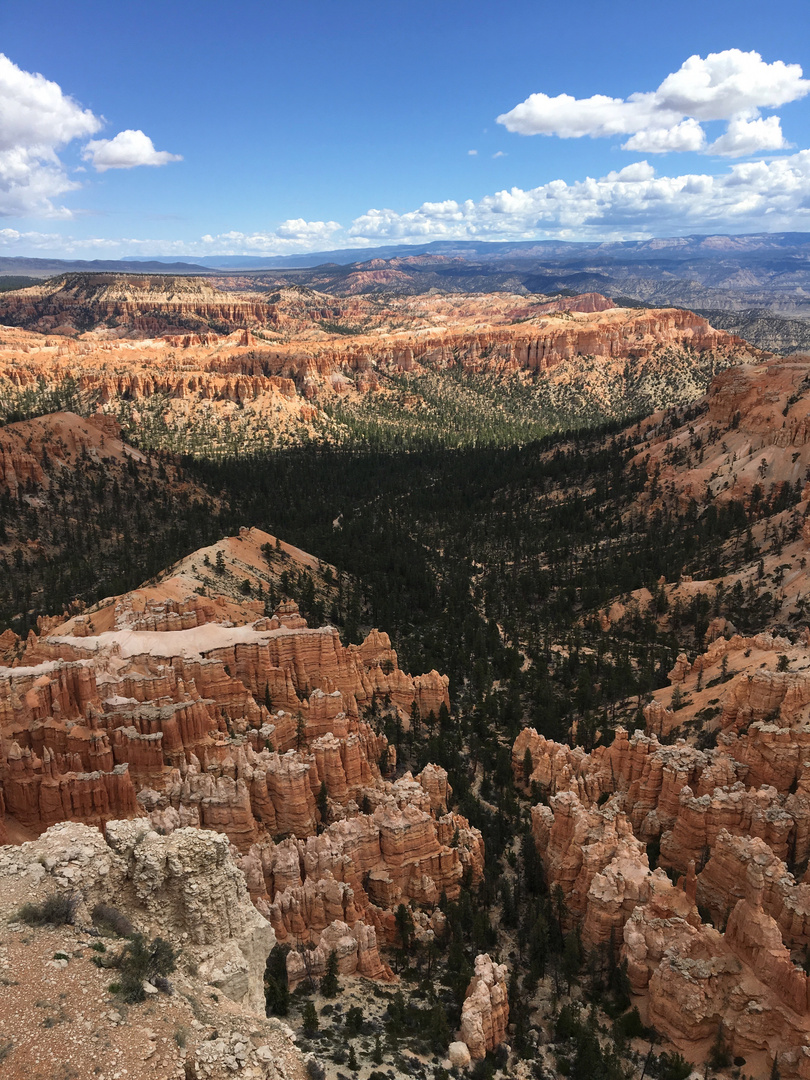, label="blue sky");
[2,0,810,258]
